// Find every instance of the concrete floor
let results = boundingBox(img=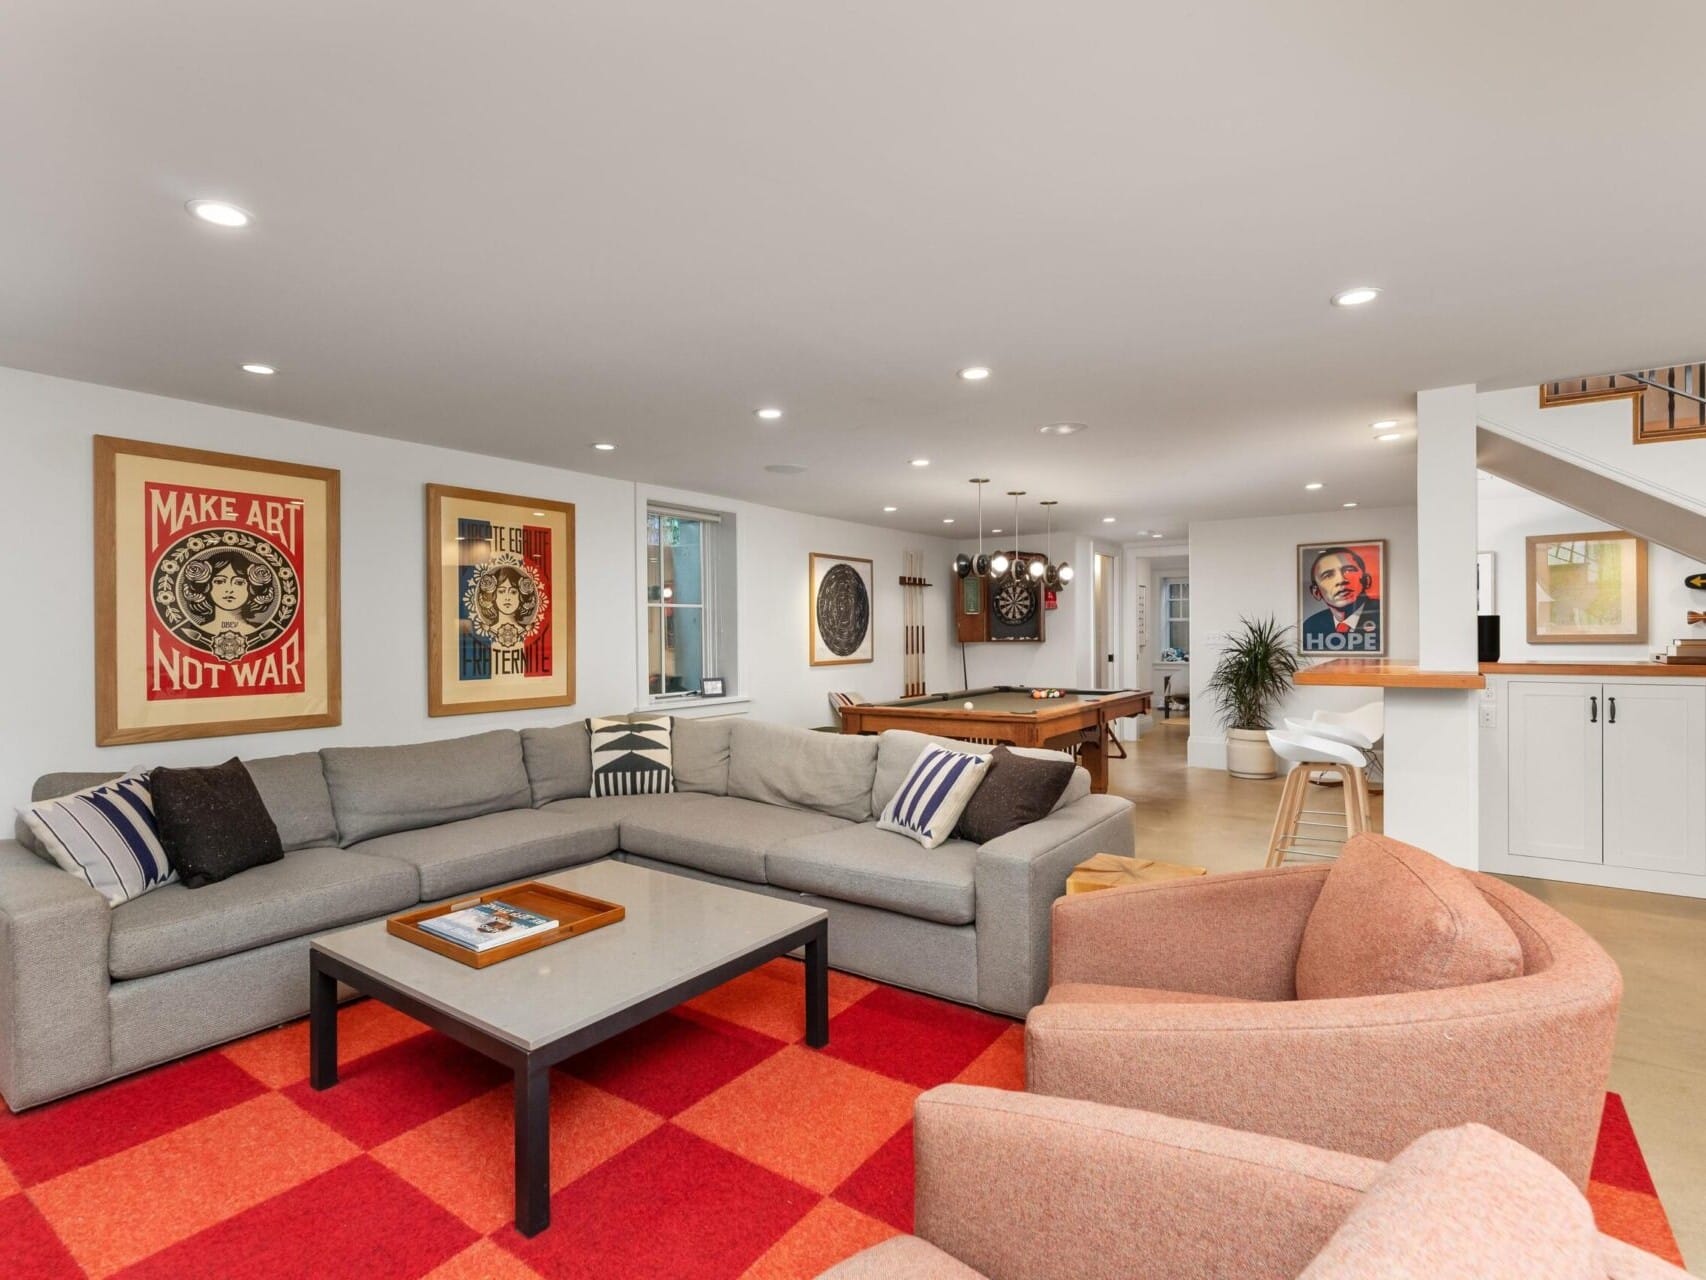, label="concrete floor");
[1108,718,1703,1265]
